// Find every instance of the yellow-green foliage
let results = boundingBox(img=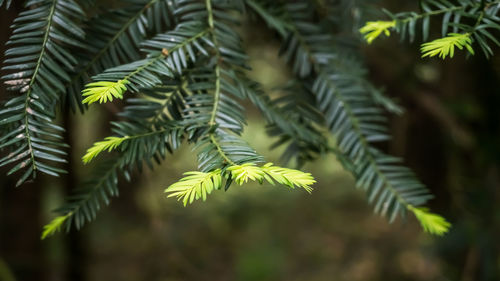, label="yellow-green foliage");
[408,205,451,236]
[165,163,316,206]
[165,170,222,206]
[227,163,267,185]
[82,79,129,105]
[260,163,315,193]
[421,33,474,59]
[227,163,315,193]
[359,20,396,44]
[41,214,69,240]
[82,136,128,164]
